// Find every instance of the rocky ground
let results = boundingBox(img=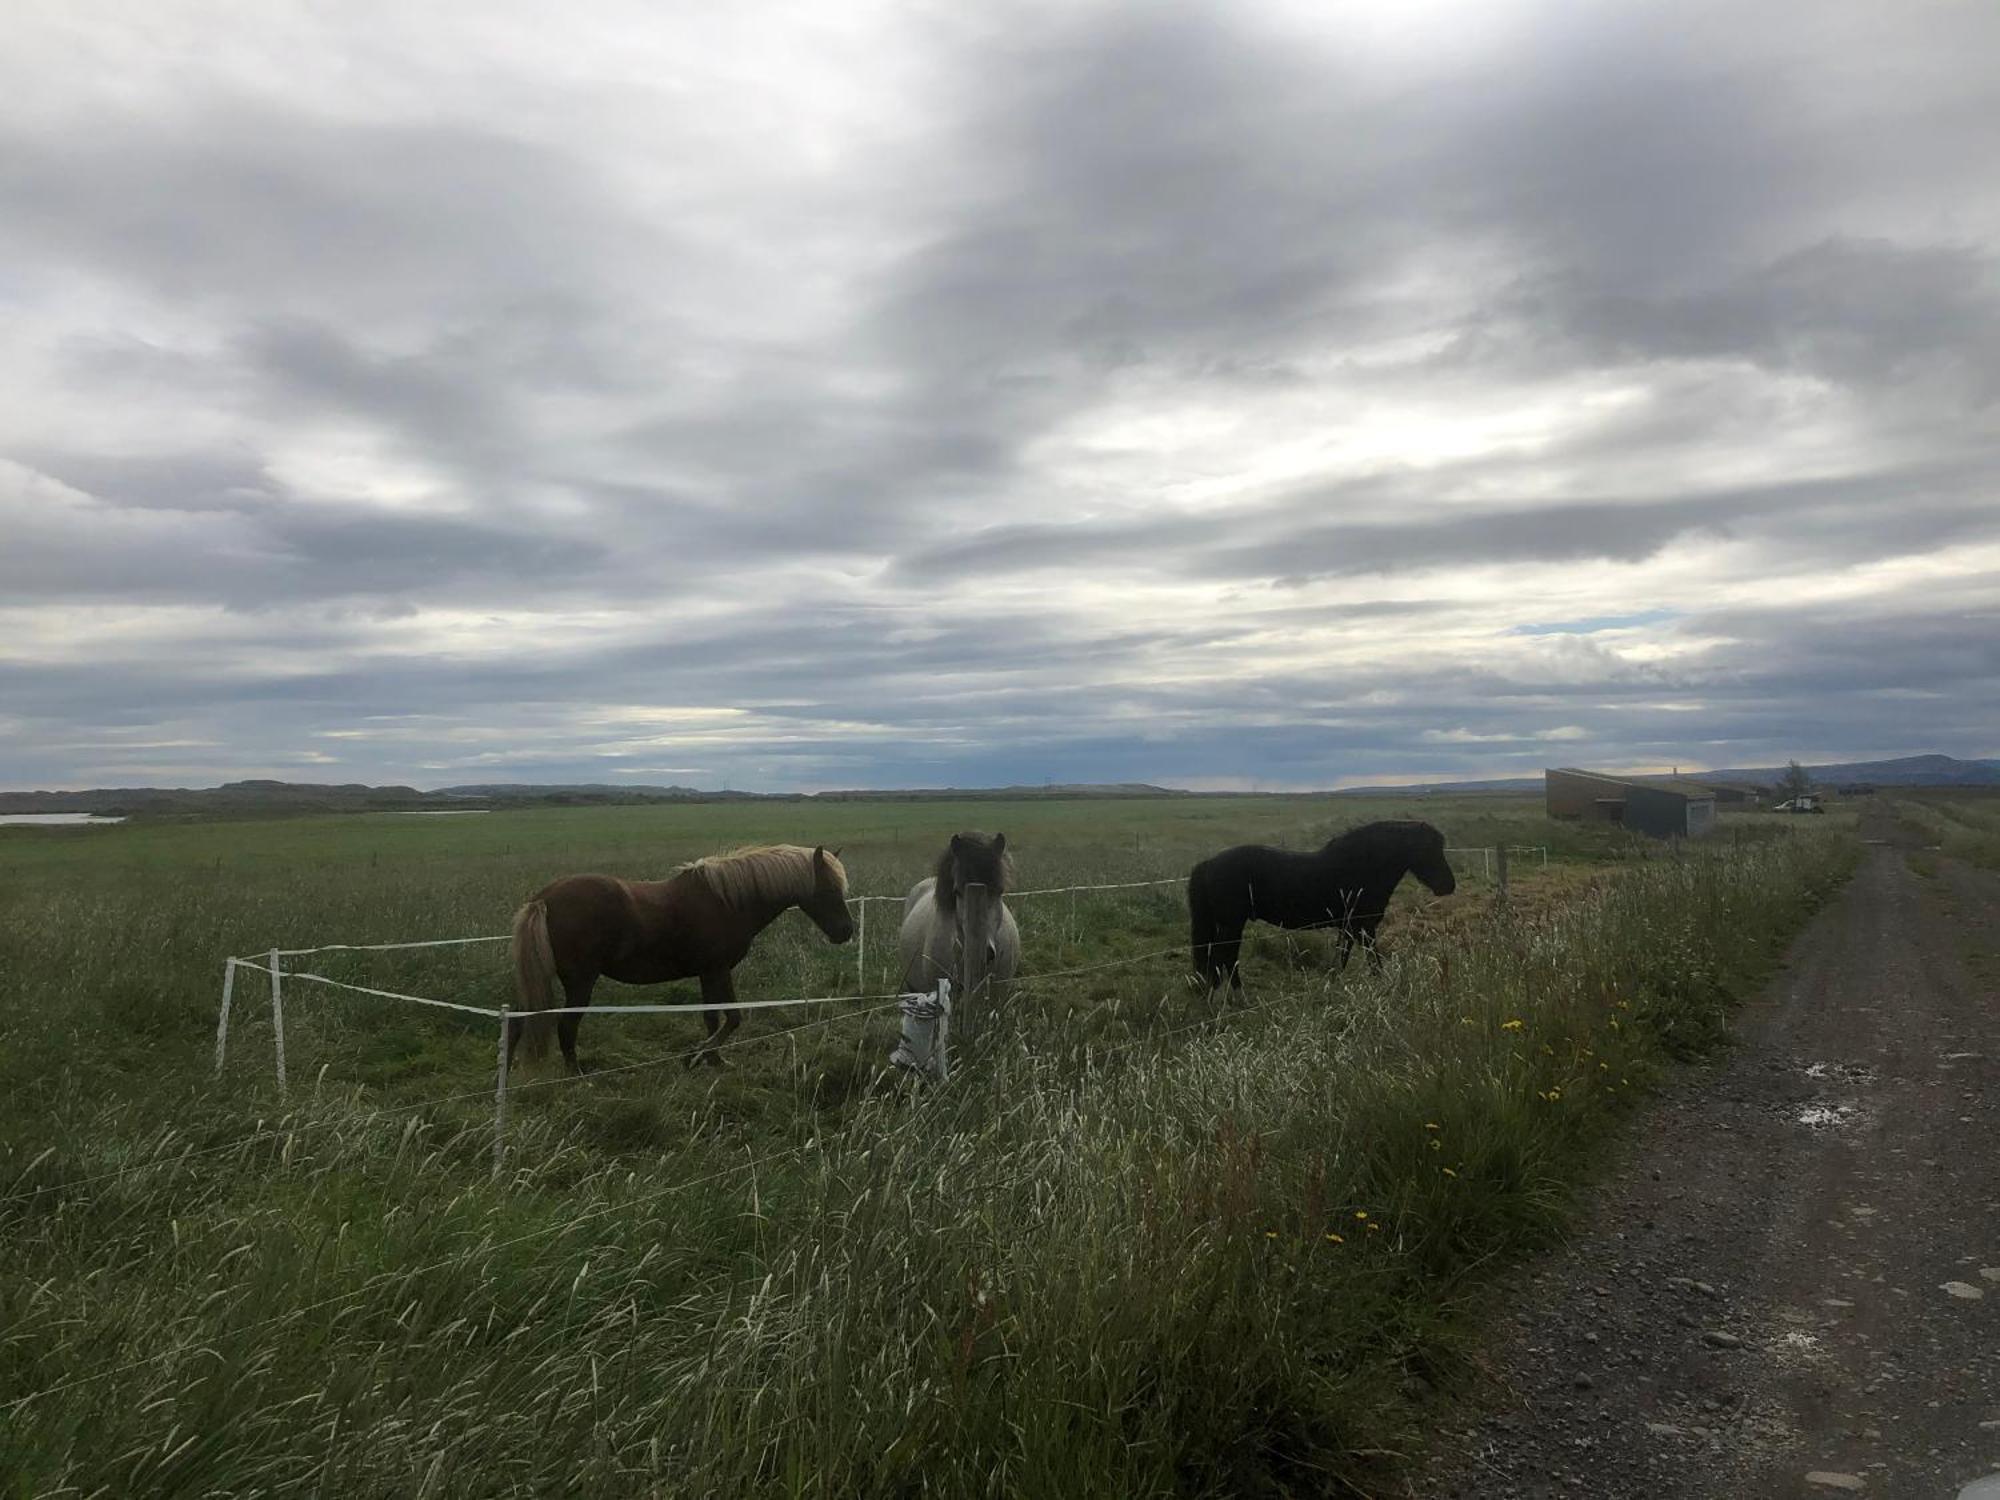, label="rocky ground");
[1412,812,2000,1499]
